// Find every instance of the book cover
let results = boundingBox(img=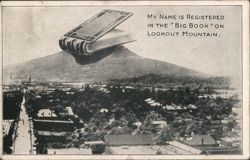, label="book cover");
[59,9,135,55]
